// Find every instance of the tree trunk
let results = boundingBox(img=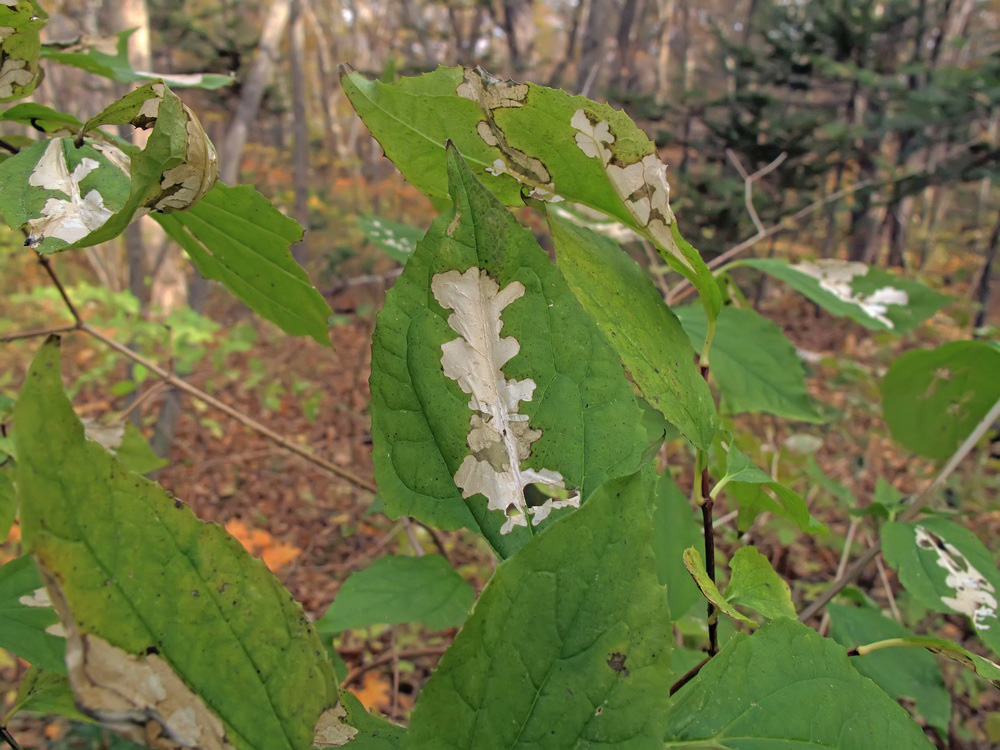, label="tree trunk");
[576,0,611,96]
[289,0,310,265]
[502,0,535,73]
